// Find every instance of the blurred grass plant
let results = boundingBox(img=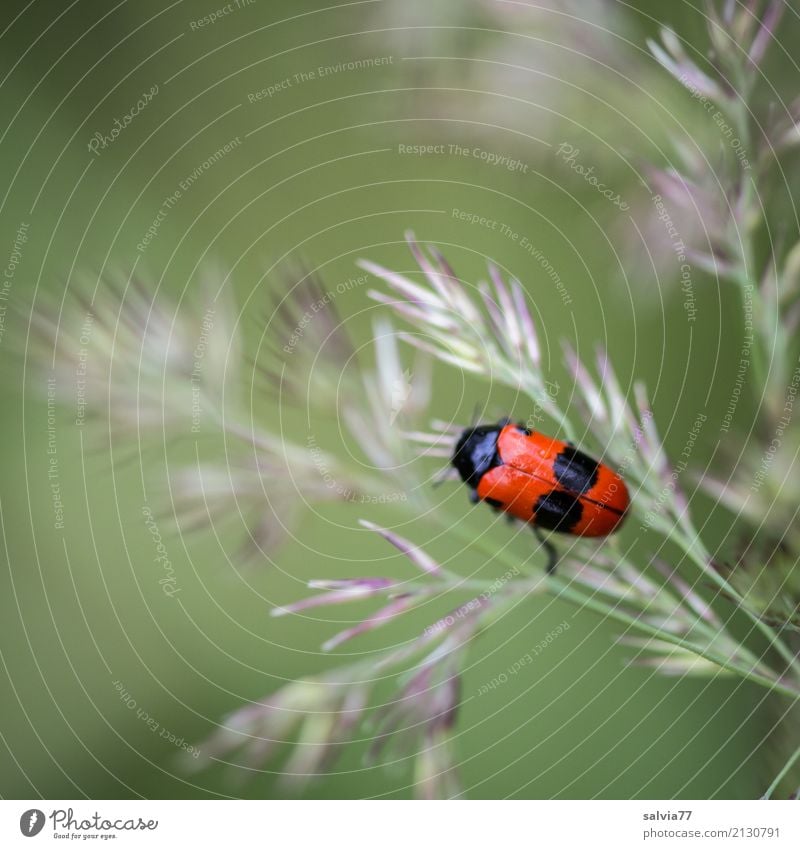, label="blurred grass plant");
[646,0,800,796]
